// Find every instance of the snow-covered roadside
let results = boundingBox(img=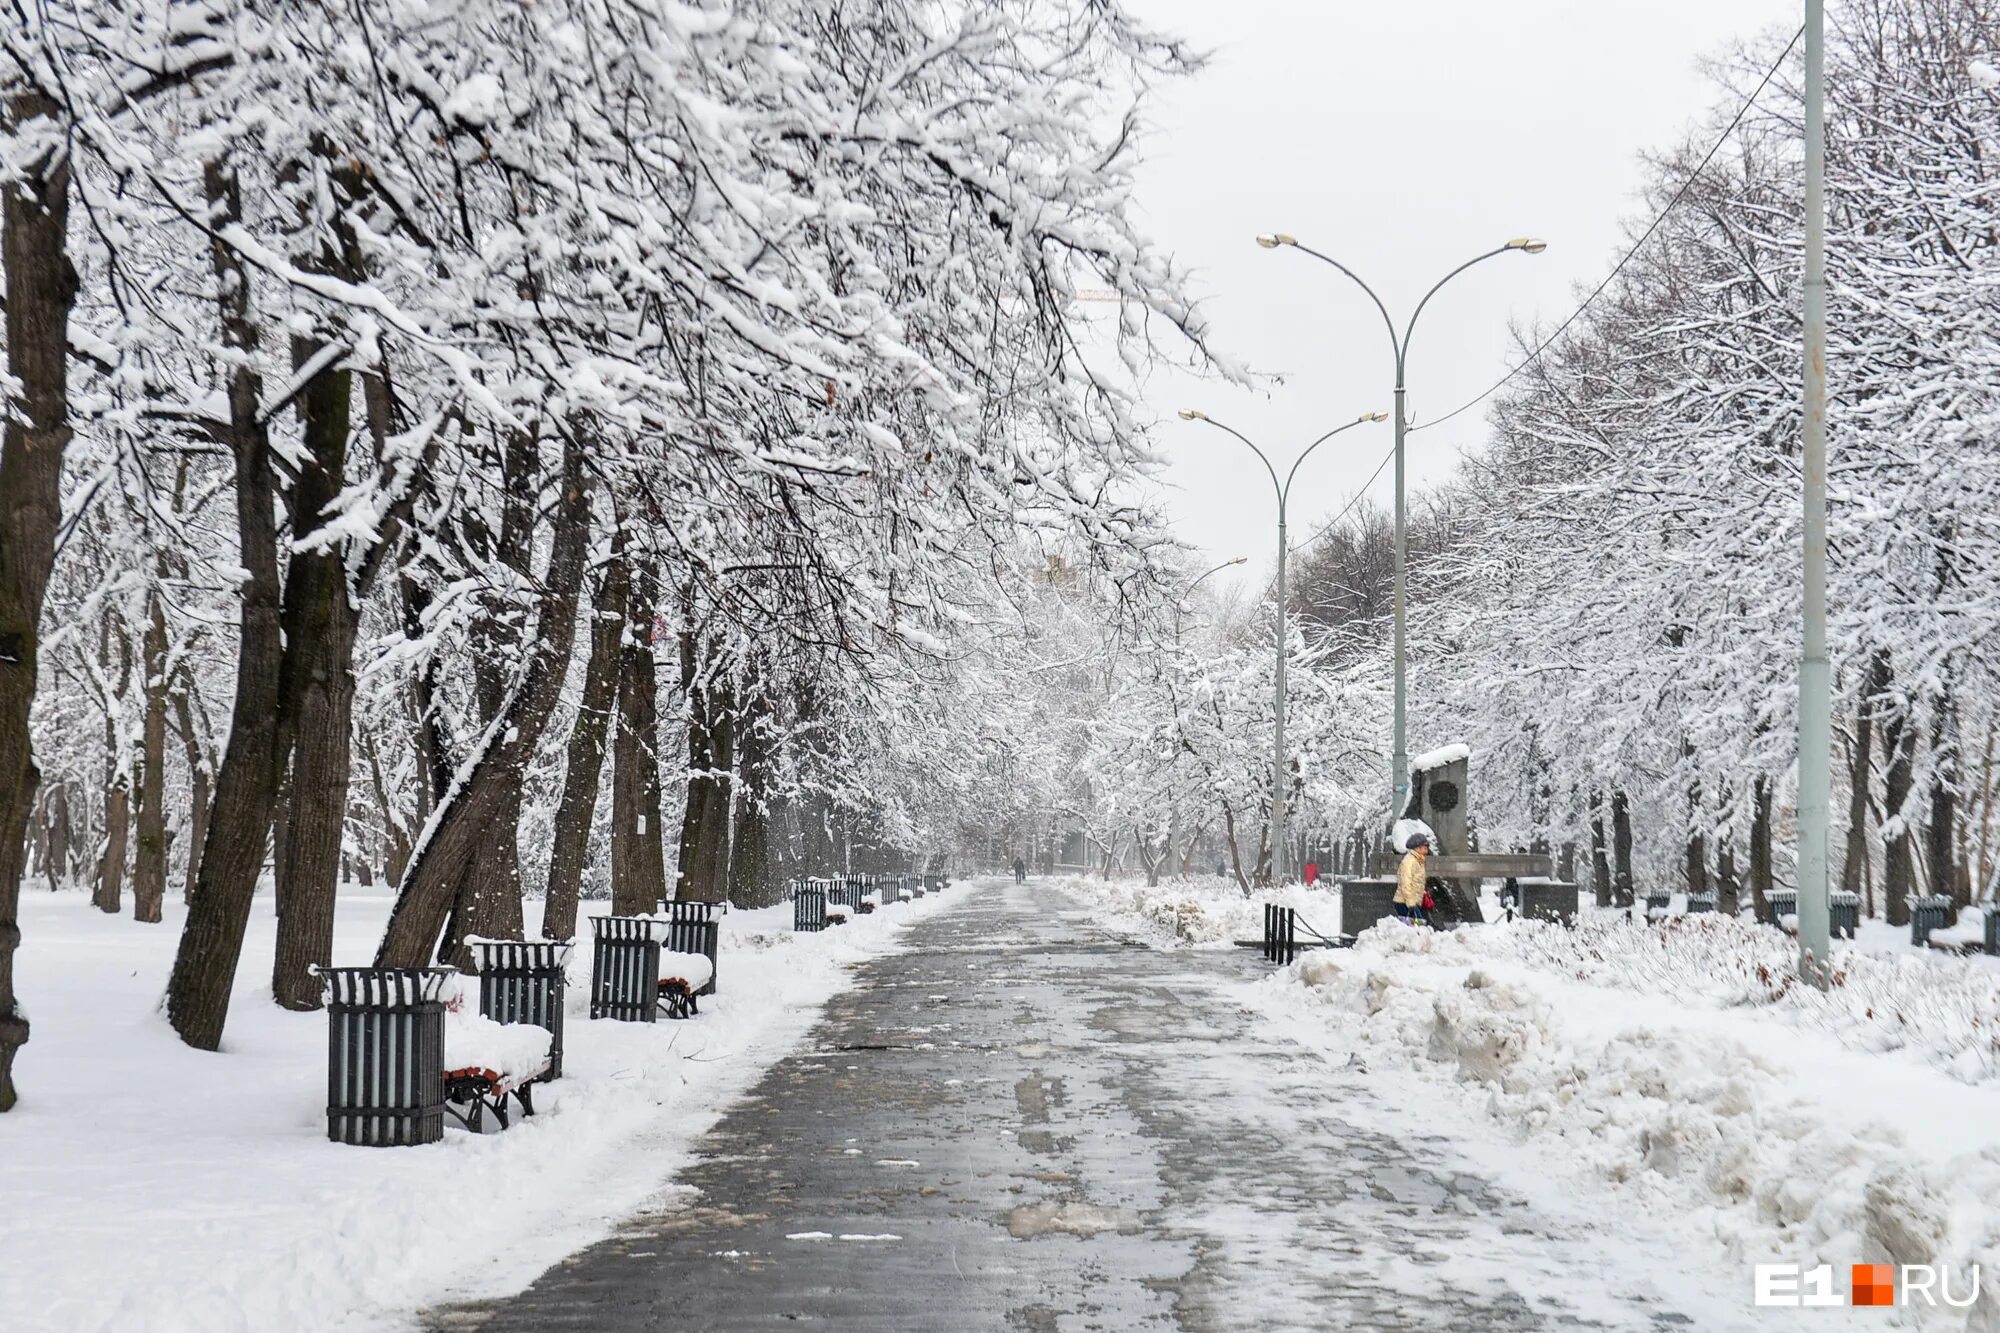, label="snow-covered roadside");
[1043,872,1331,948]
[1,884,955,1332]
[1265,928,2000,1325]
[1061,875,2000,1323]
